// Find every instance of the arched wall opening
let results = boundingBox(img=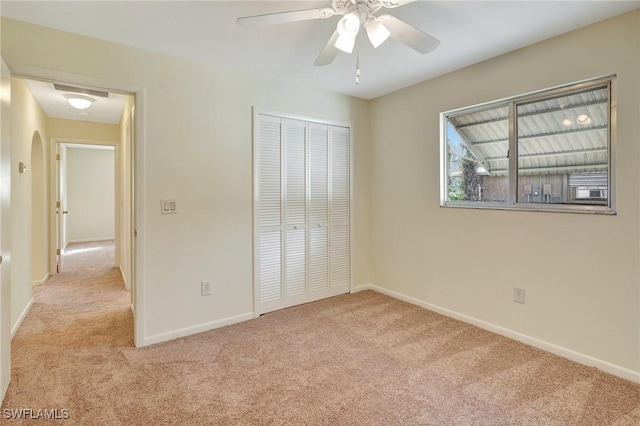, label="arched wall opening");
[31,131,47,286]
